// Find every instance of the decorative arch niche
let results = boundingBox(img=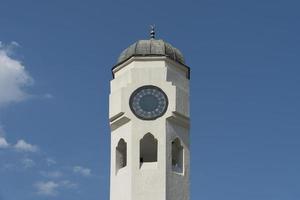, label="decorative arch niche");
[172,138,184,173]
[116,138,127,173]
[139,133,158,165]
